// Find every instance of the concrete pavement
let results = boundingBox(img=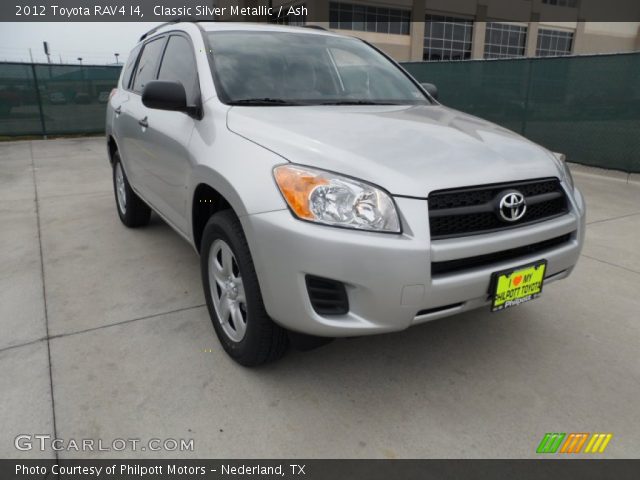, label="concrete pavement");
[1,137,639,459]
